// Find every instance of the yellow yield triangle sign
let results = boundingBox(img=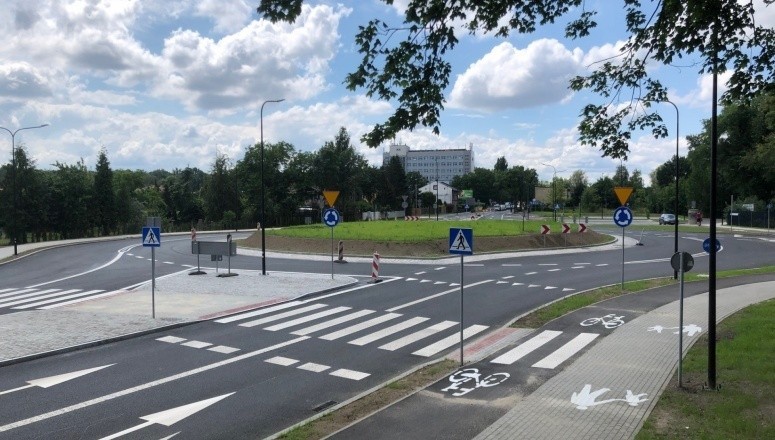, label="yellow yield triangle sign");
[323,190,340,207]
[614,187,633,205]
